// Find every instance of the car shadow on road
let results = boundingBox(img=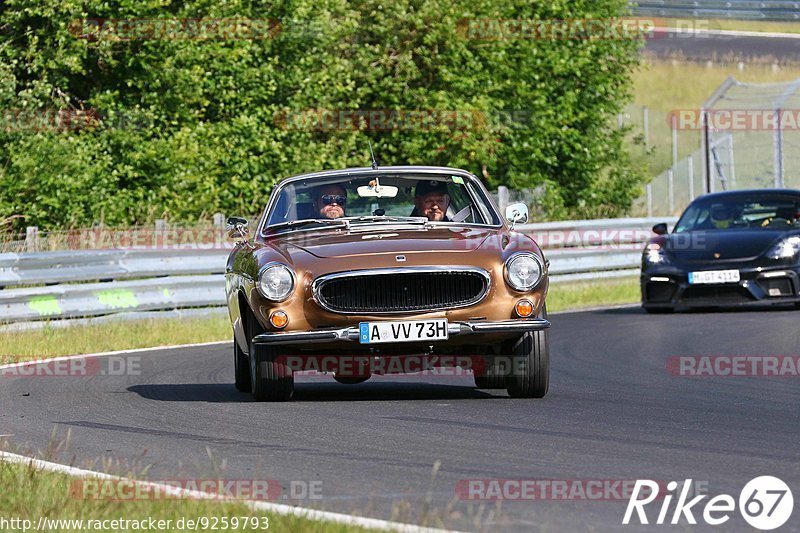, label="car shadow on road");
[291,382,499,401]
[127,382,498,402]
[127,383,242,403]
